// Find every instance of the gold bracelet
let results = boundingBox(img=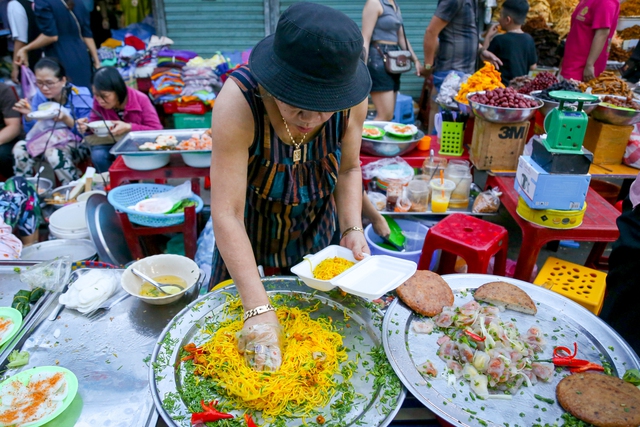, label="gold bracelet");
[341,226,364,240]
[243,304,275,322]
